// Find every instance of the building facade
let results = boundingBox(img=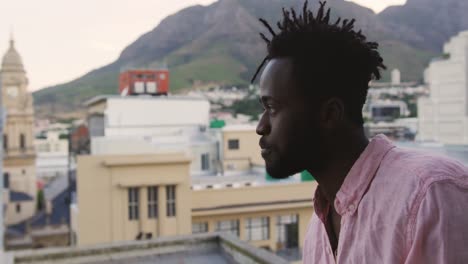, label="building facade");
[1,37,37,227]
[35,131,68,181]
[75,152,192,245]
[418,31,468,144]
